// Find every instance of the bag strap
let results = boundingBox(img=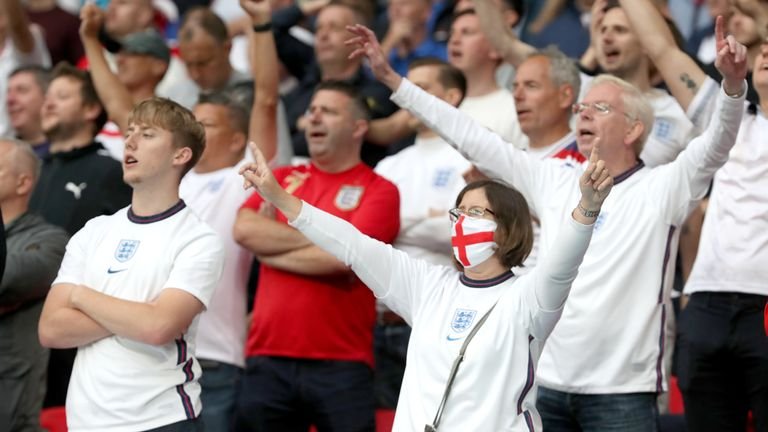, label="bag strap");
[426,302,498,431]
